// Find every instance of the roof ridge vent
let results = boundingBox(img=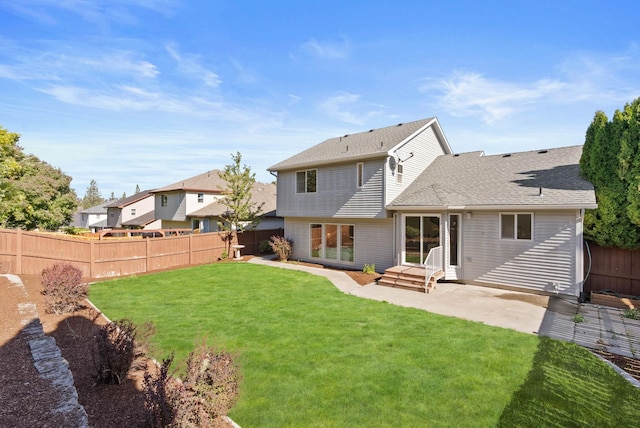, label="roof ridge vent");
[502,154,511,158]
[453,154,460,157]
[397,123,403,126]
[369,129,374,132]
[538,150,548,154]
[344,134,349,138]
